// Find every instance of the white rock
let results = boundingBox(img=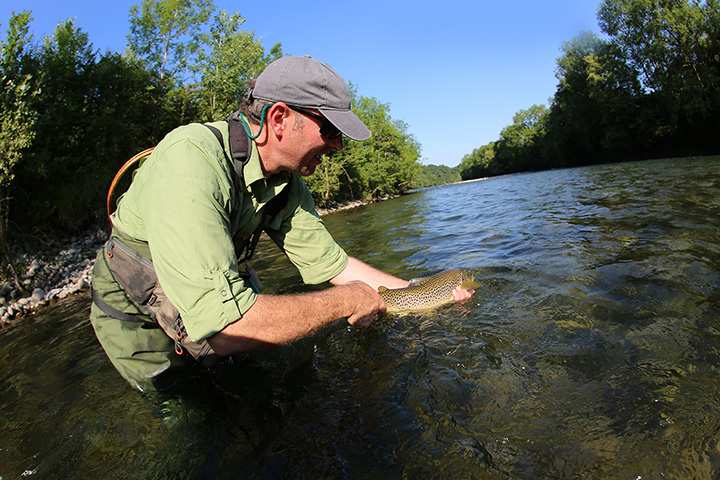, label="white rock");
[45,288,62,300]
[25,259,41,278]
[31,288,45,302]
